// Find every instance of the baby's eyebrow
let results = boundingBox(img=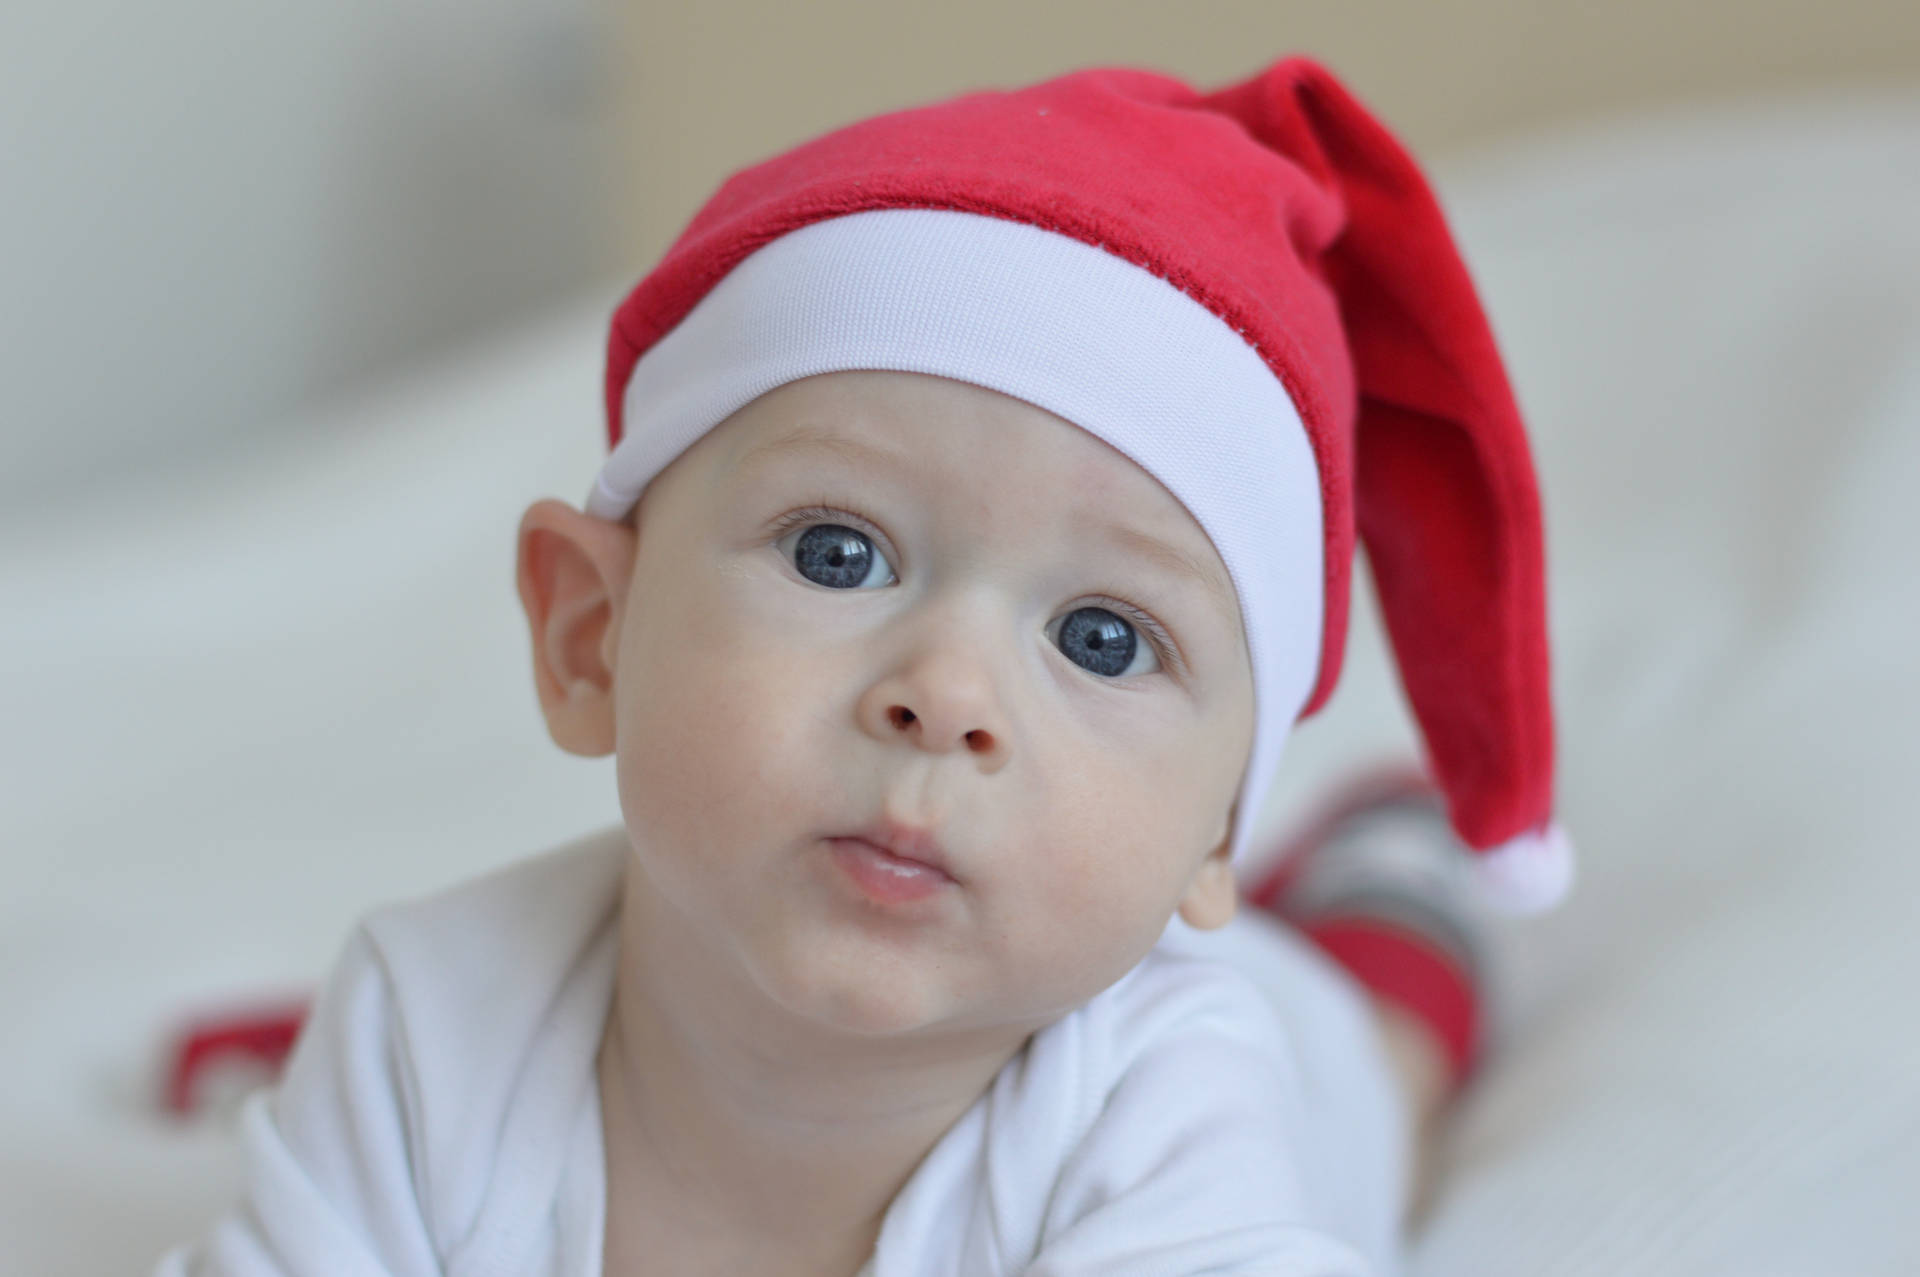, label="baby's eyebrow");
[729,424,908,479]
[1102,521,1239,628]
